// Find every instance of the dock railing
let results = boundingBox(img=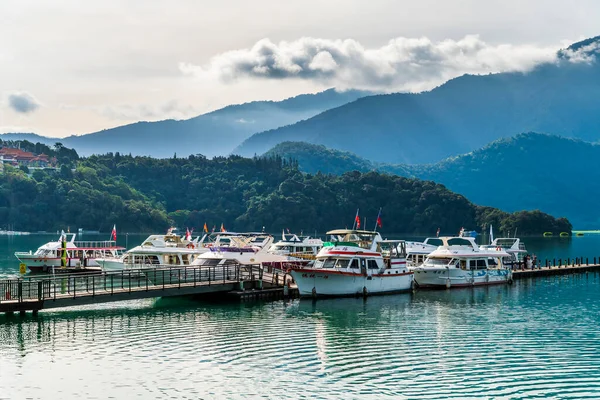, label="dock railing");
[0,262,272,303]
